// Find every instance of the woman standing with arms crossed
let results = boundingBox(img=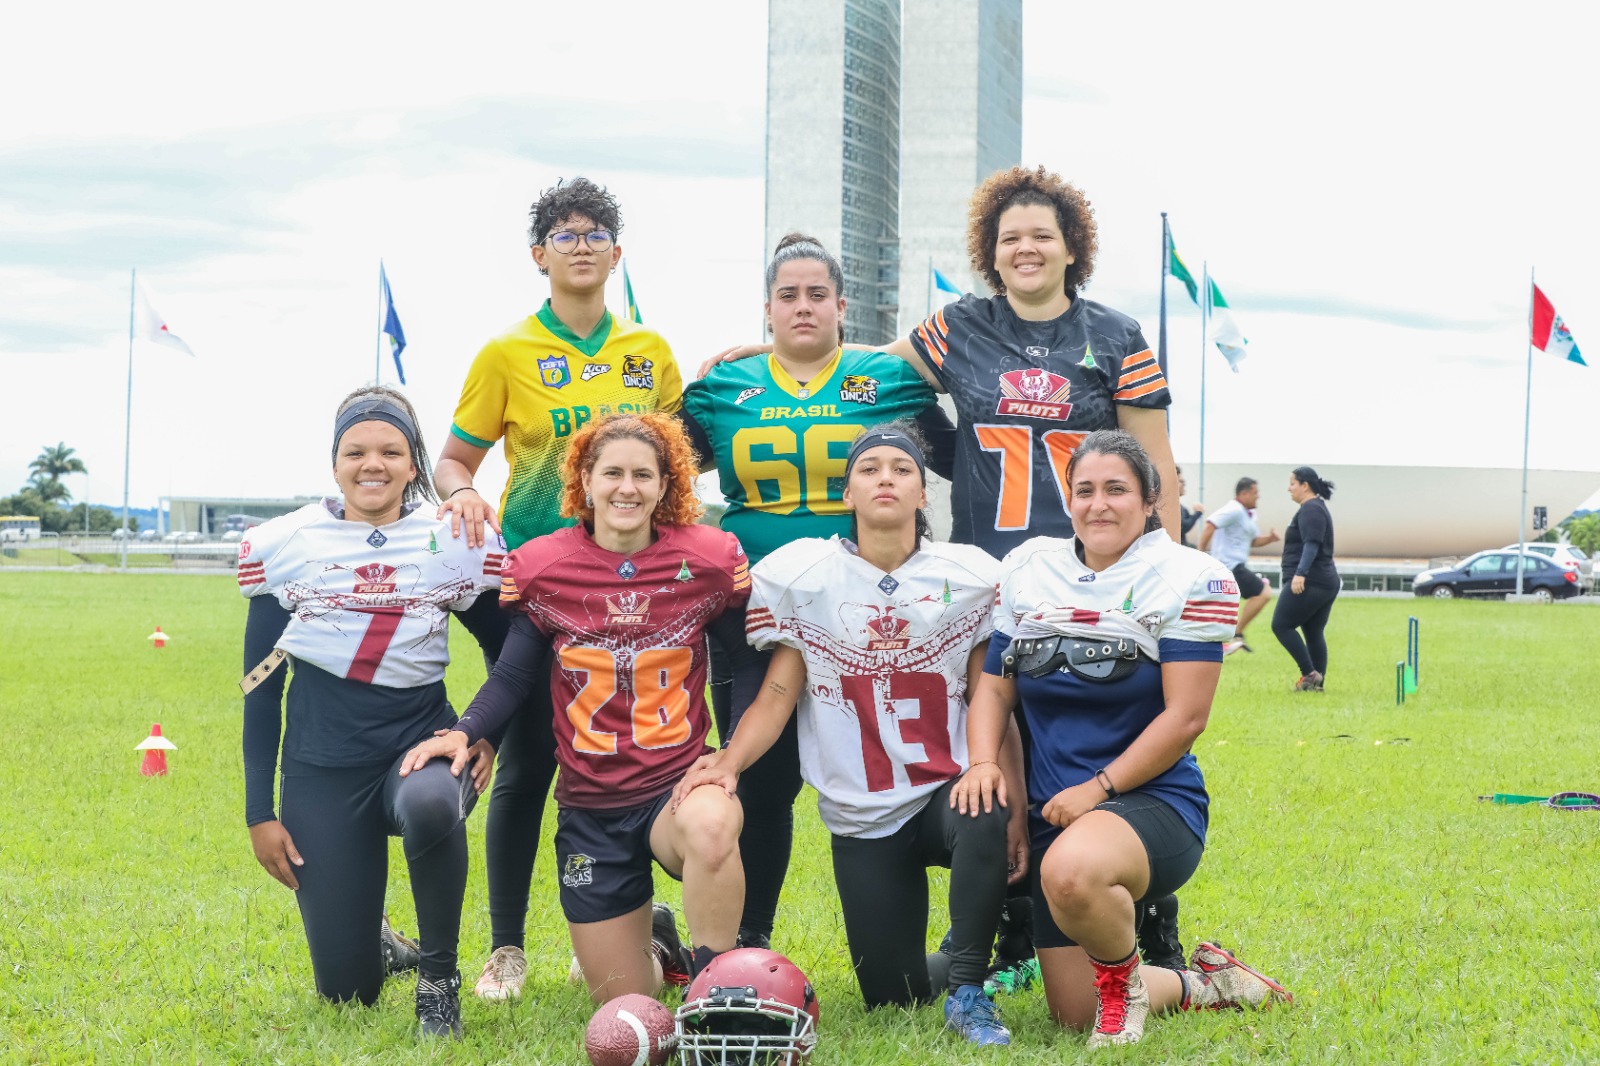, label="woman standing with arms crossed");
[1272,466,1339,691]
[403,413,758,1003]
[240,385,502,1039]
[432,177,685,999]
[955,430,1291,1049]
[679,233,954,953]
